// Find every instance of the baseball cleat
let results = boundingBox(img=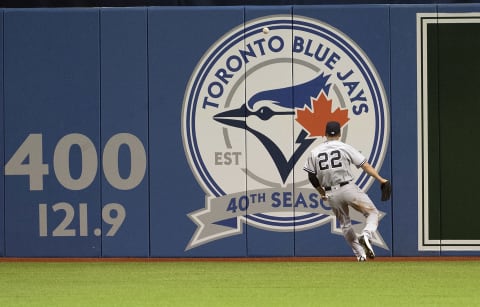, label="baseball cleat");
[357,256,367,262]
[359,235,375,259]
